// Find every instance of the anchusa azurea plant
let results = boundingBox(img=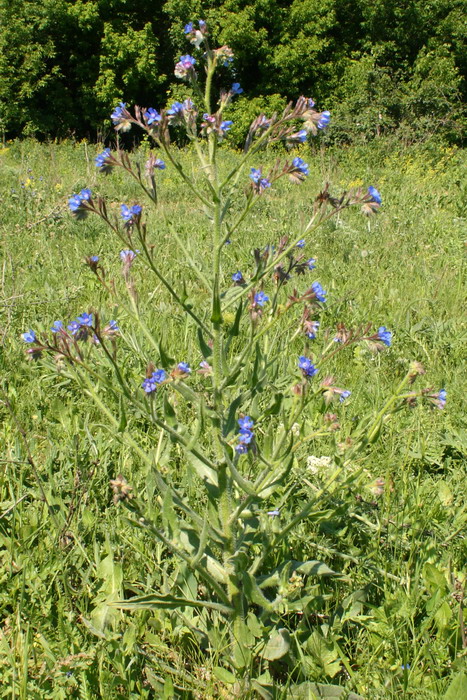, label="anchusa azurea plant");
[23,21,446,694]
